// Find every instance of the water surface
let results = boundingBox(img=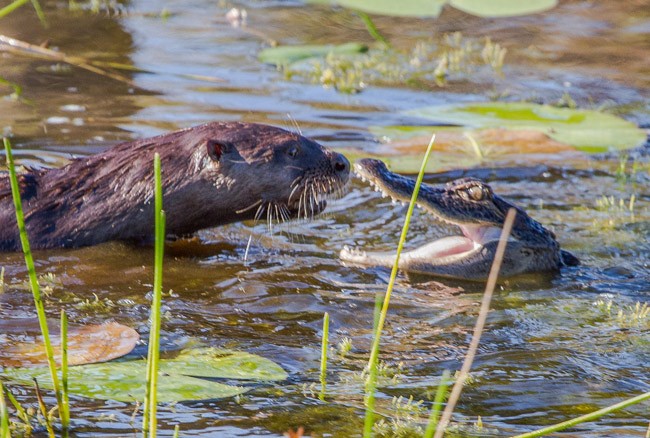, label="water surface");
[1,1,648,436]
